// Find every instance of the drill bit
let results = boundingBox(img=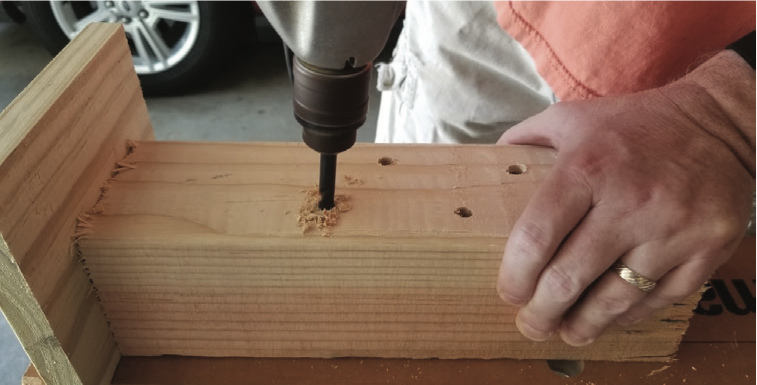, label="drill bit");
[318,154,337,209]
